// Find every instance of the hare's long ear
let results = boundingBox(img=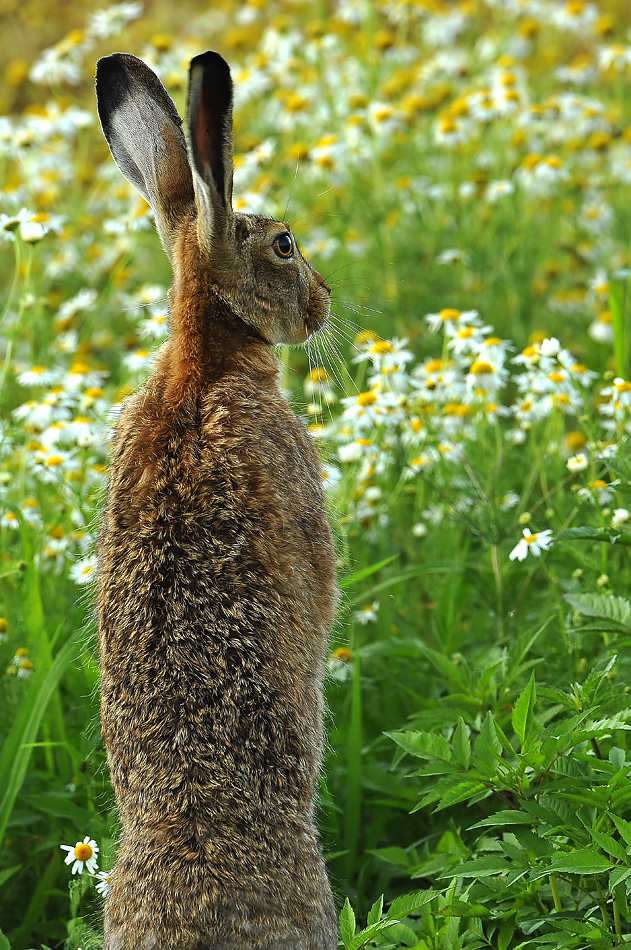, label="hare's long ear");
[187,52,235,260]
[96,53,194,260]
